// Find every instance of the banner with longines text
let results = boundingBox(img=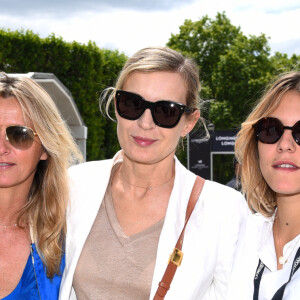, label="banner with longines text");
[188,129,238,180]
